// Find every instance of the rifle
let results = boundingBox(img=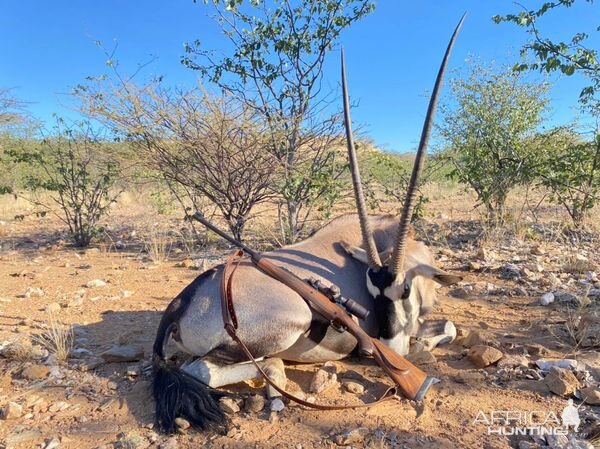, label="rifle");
[191,212,437,401]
